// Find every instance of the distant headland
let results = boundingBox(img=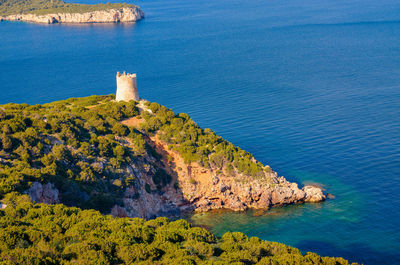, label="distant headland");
[0,0,144,24]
